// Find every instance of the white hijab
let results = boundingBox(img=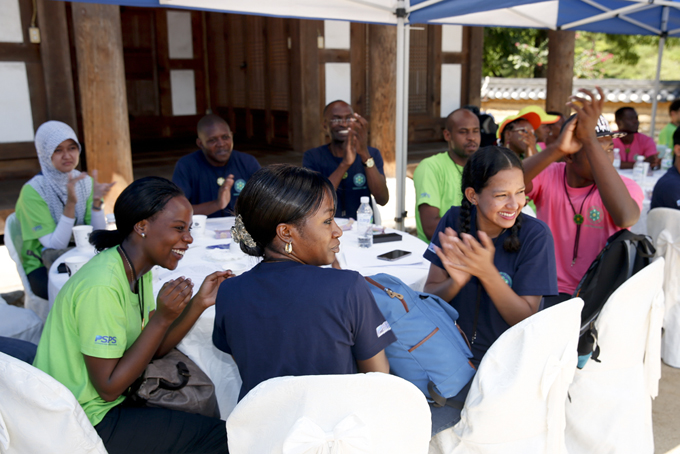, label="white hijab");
[27,121,92,225]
